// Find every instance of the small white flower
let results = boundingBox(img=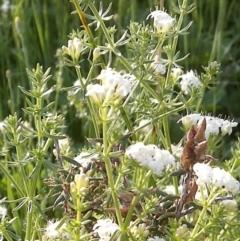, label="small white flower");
[193,163,240,194]
[86,68,135,106]
[179,114,238,139]
[180,113,202,129]
[126,142,175,176]
[147,236,165,241]
[138,119,152,134]
[193,163,213,186]
[97,68,134,100]
[93,47,101,61]
[164,185,177,195]
[175,224,190,239]
[62,37,84,60]
[43,221,71,240]
[147,10,174,33]
[0,122,5,132]
[130,222,149,238]
[70,172,89,197]
[74,151,98,169]
[93,219,119,241]
[171,67,183,79]
[0,206,7,220]
[221,199,238,212]
[178,70,202,94]
[151,55,166,74]
[53,137,70,157]
[85,84,106,106]
[220,119,238,136]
